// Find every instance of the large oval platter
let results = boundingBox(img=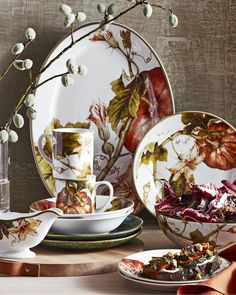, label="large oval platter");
[31,22,174,214]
